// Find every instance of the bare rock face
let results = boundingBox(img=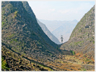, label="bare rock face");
[60,6,95,59]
